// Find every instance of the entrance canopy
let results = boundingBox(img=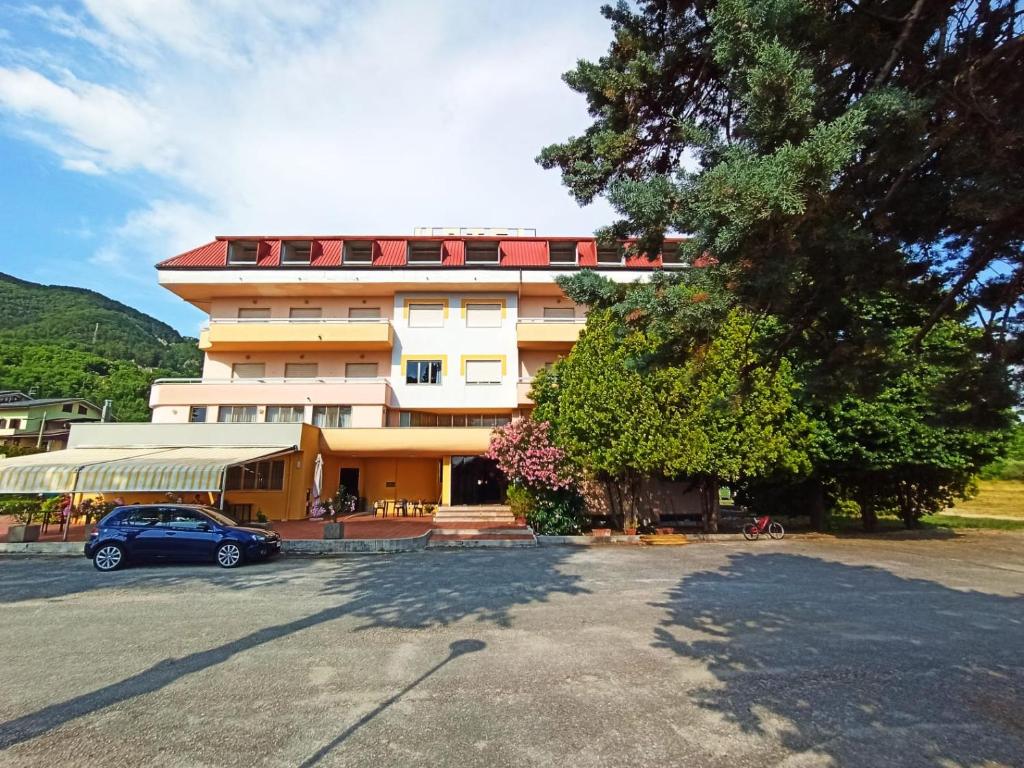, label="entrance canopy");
[0,446,294,495]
